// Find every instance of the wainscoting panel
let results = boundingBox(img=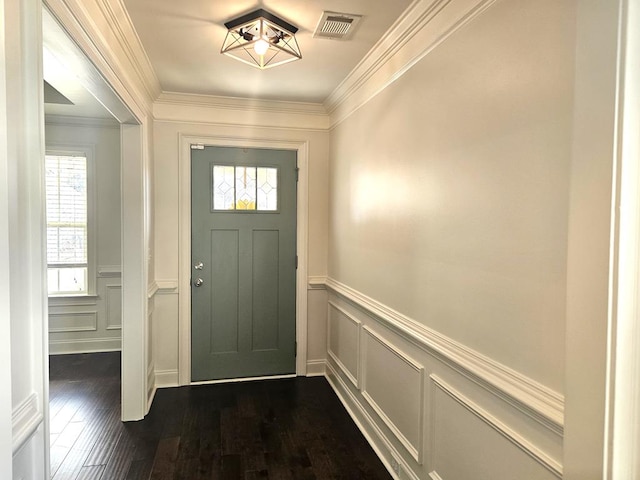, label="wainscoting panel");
[362,326,424,463]
[106,284,122,330]
[430,376,560,479]
[49,311,97,333]
[327,301,361,387]
[324,280,564,480]
[49,267,122,354]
